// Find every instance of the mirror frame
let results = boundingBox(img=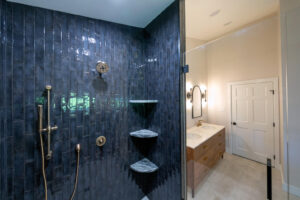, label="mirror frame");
[191,85,202,118]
